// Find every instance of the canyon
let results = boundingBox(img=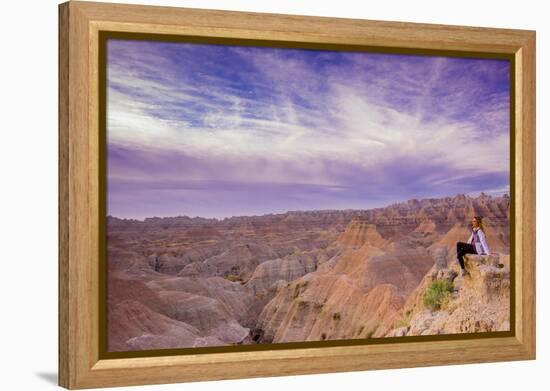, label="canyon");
[106,192,510,351]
